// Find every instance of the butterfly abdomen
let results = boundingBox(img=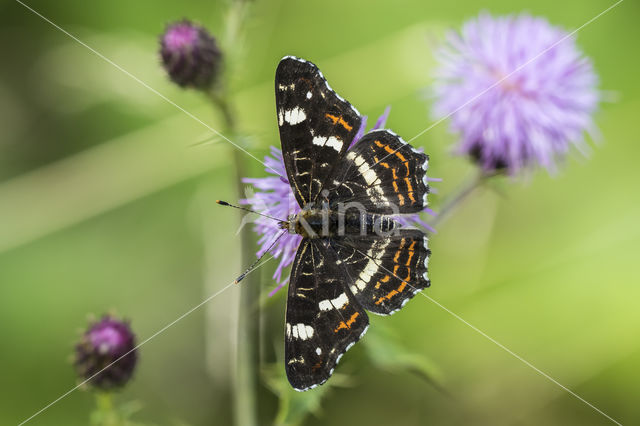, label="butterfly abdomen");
[289,208,397,238]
